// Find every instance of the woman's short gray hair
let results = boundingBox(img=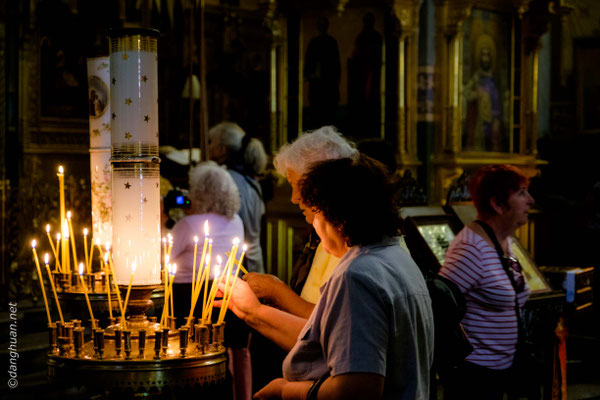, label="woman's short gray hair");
[188,161,240,219]
[208,121,268,176]
[273,126,358,177]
